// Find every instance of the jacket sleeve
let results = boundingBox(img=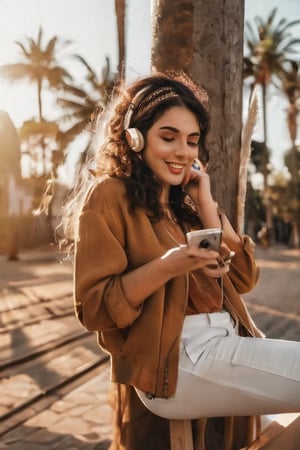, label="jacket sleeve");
[74,181,143,332]
[224,234,260,294]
